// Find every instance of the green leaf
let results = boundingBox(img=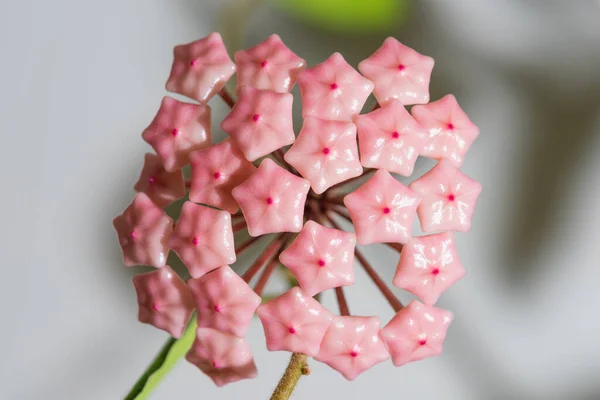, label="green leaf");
[271,0,411,34]
[124,318,197,400]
